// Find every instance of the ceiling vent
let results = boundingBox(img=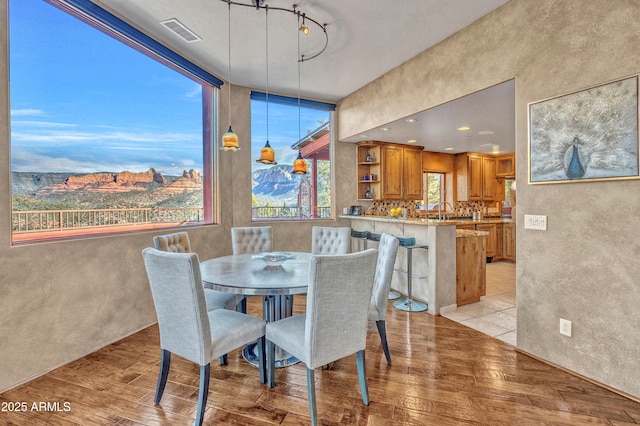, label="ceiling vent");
[160,19,201,43]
